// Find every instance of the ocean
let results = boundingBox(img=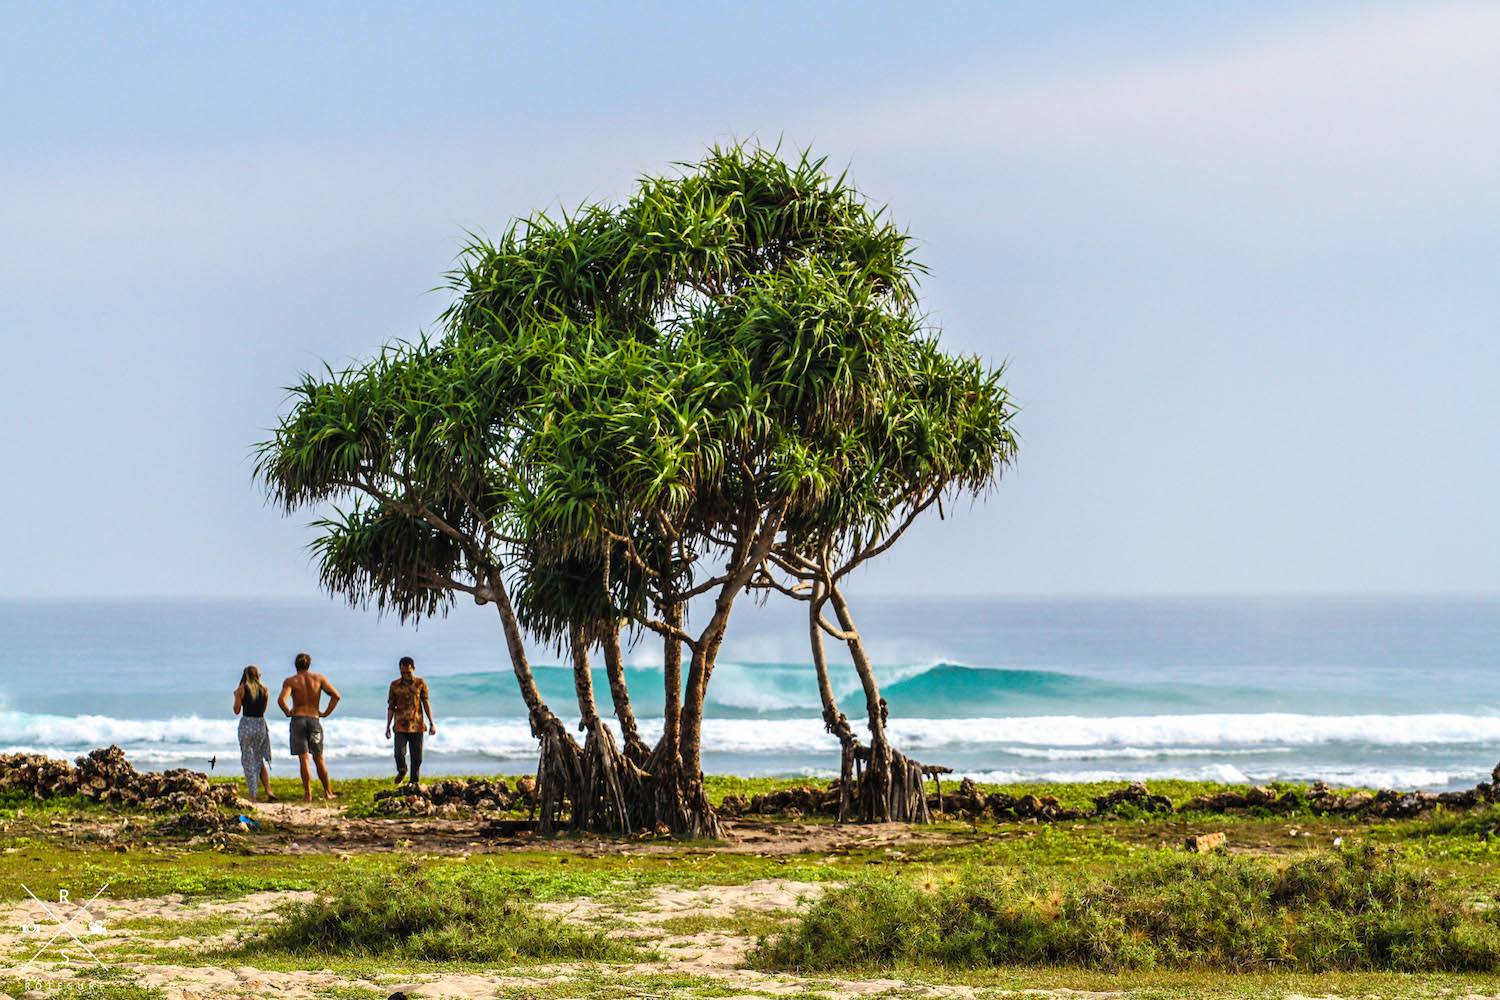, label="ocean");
[2,596,1497,790]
